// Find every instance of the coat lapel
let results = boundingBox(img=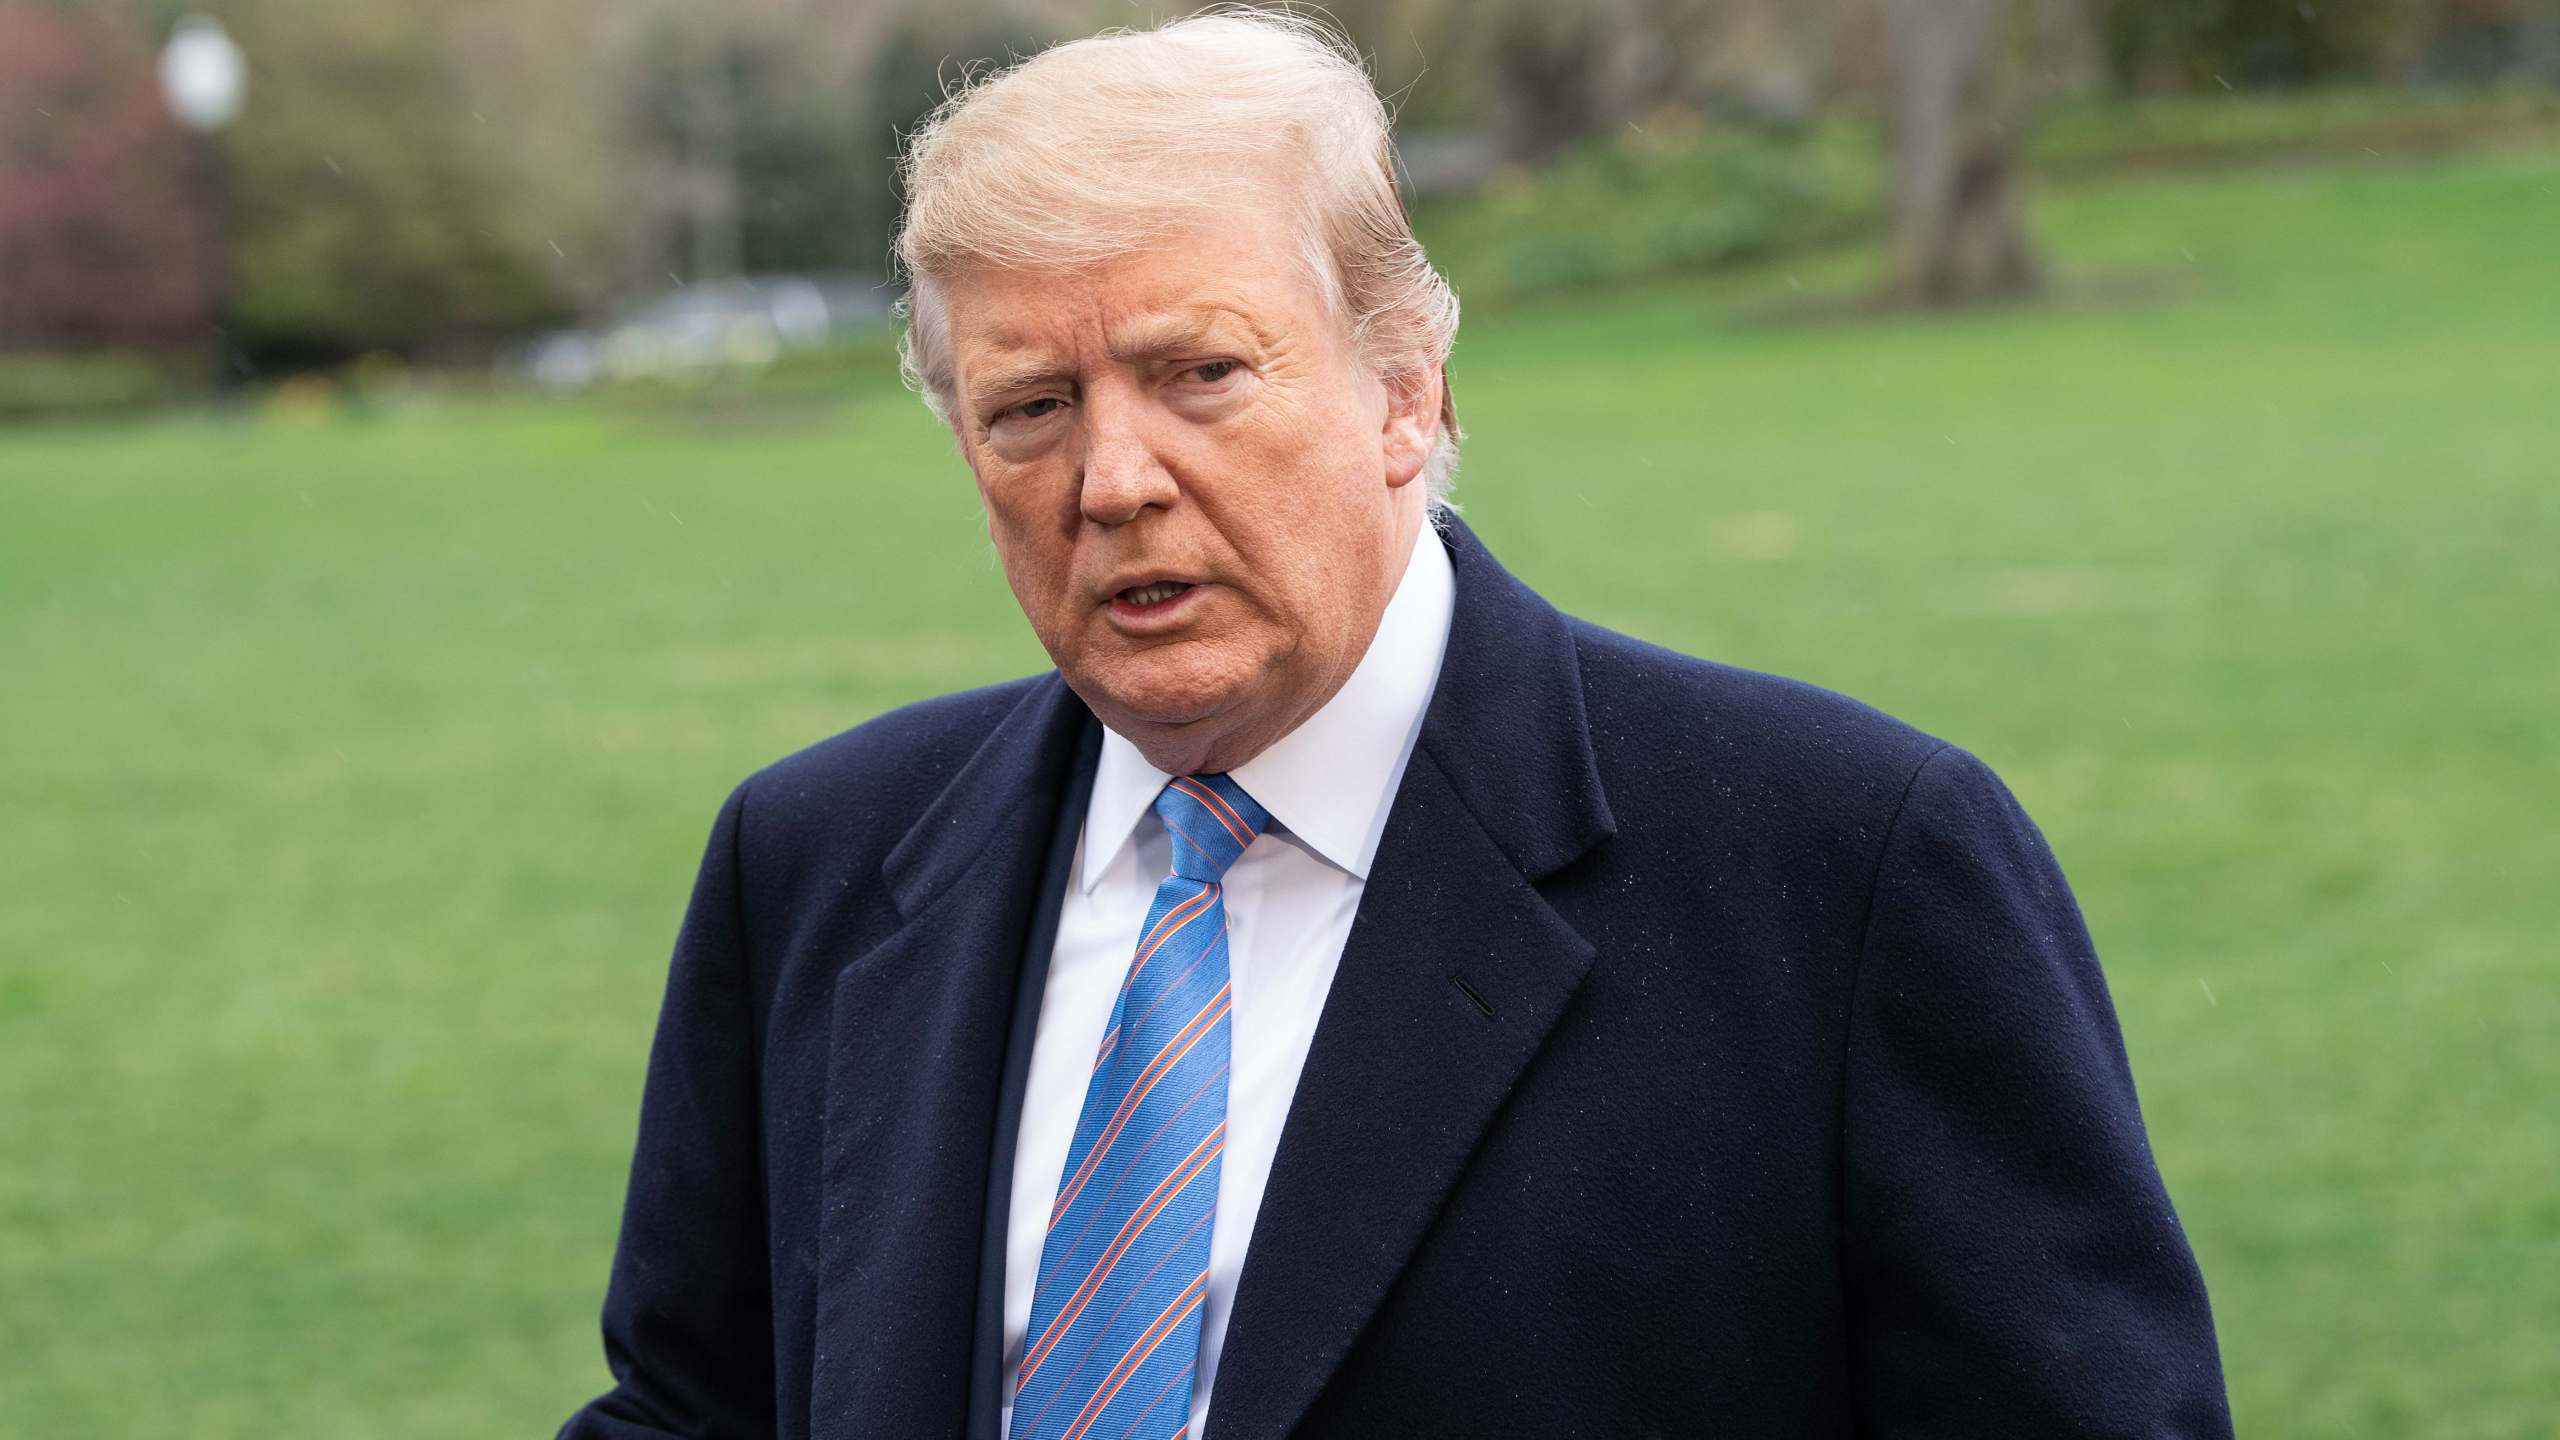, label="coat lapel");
[1205,517,1617,1440]
[809,674,1090,1440]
